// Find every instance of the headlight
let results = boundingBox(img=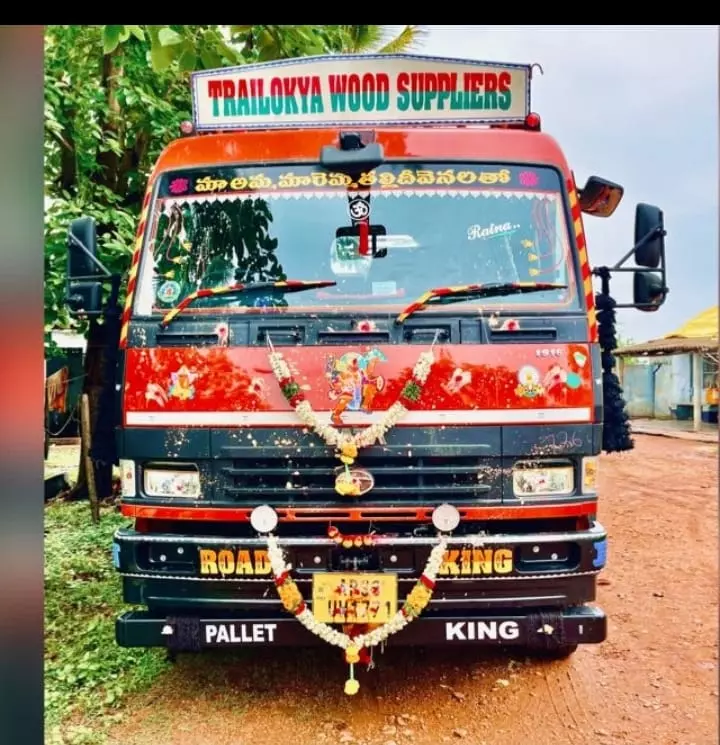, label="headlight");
[144,463,201,498]
[512,464,574,497]
[119,459,136,498]
[581,457,599,494]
